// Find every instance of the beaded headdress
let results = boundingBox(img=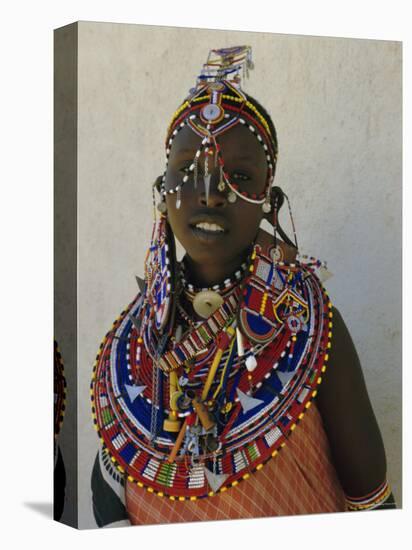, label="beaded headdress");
[157,46,278,213]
